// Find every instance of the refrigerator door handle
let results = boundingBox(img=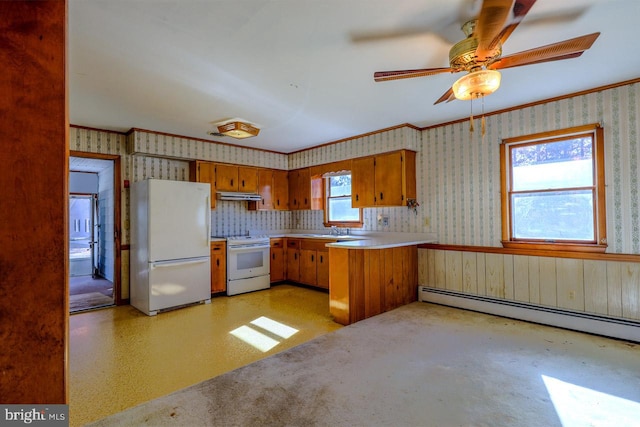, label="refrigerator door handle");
[206,196,211,242]
[151,258,209,269]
